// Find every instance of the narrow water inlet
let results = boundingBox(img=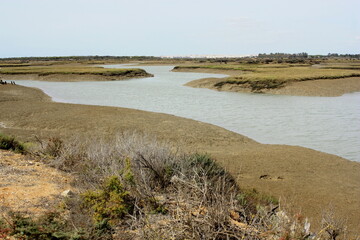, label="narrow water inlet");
[13,65,360,162]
